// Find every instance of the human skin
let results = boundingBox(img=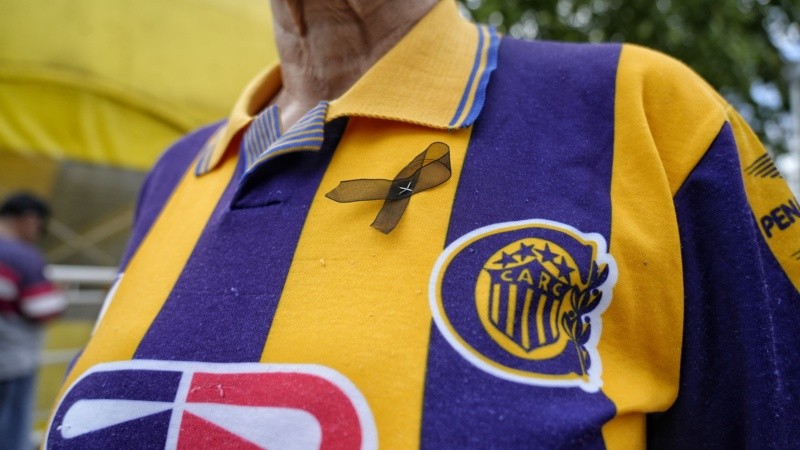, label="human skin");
[0,214,44,244]
[268,0,436,128]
